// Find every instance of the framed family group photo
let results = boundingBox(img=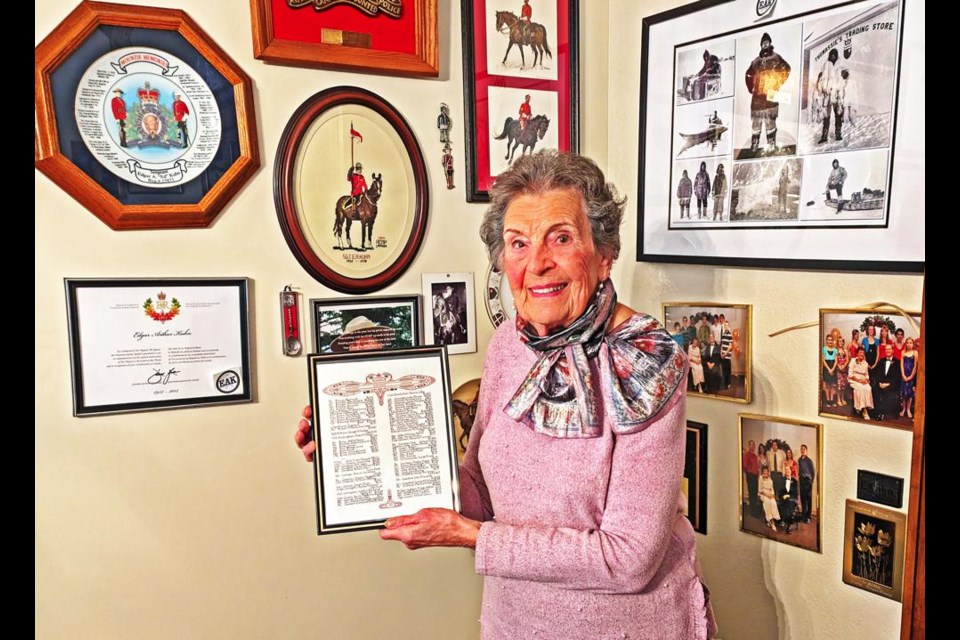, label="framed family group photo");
[739,414,822,553]
[35,1,259,230]
[663,303,752,403]
[461,0,579,201]
[274,87,429,294]
[308,346,460,534]
[818,307,921,430]
[250,0,439,77]
[311,295,421,354]
[637,0,924,271]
